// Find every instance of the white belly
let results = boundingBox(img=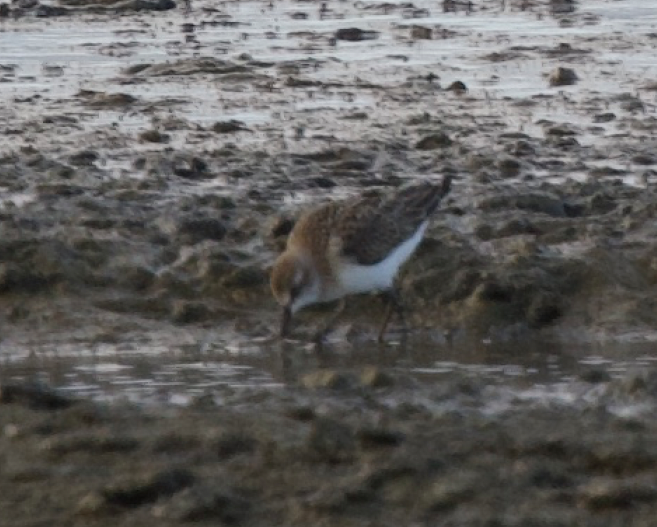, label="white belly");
[335,221,427,296]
